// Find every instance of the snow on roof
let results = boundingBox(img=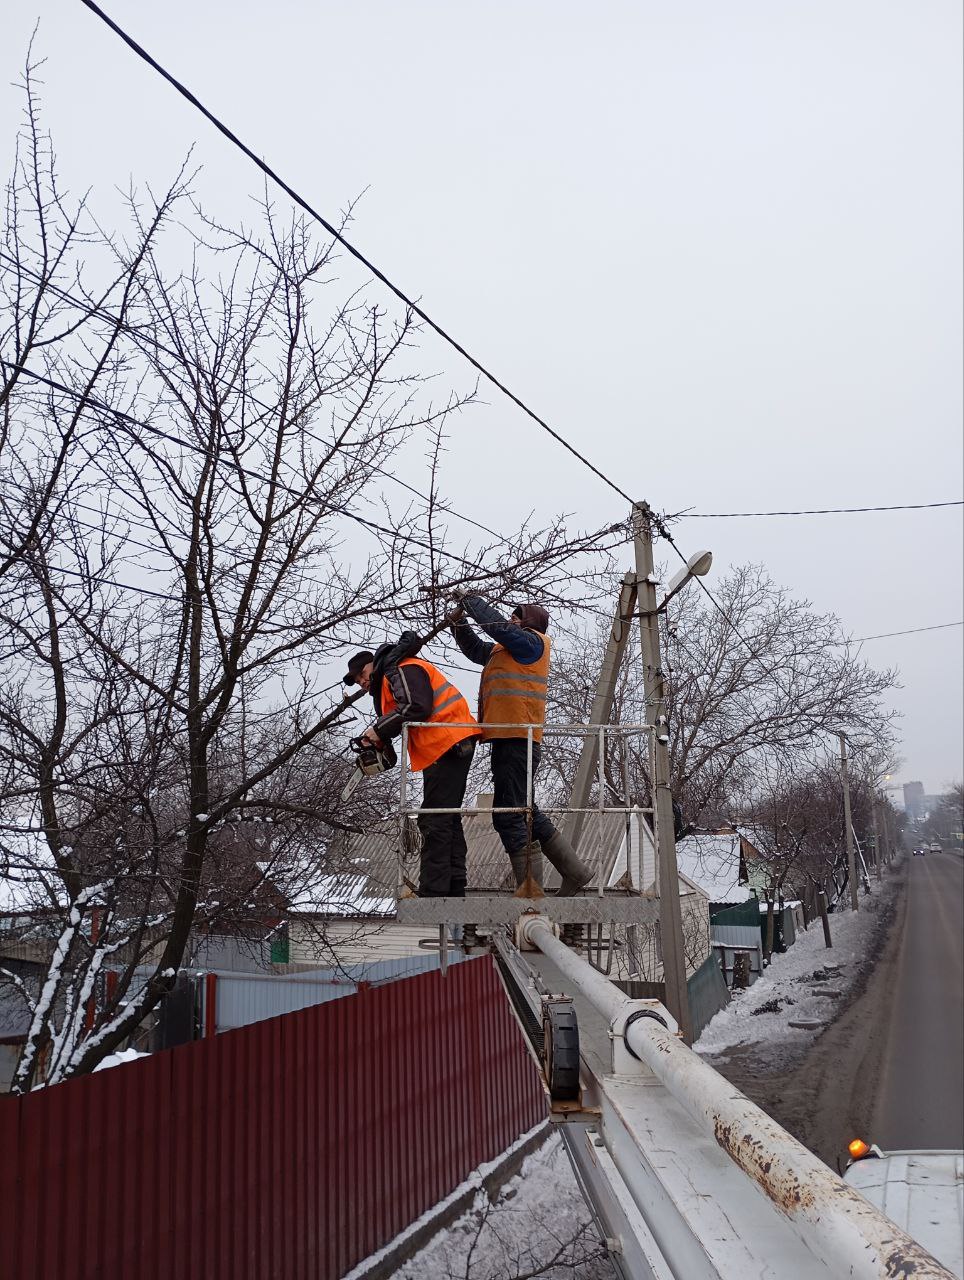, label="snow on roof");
[674,832,754,904]
[286,873,394,917]
[258,861,394,917]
